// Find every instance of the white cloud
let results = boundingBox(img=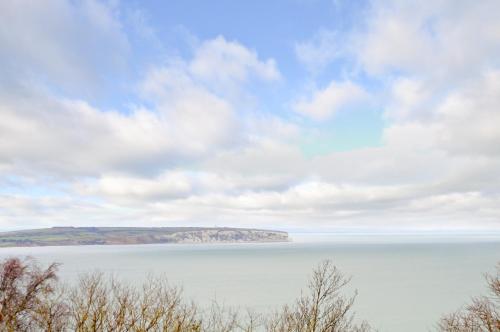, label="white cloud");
[140,65,239,156]
[1,0,500,231]
[385,78,432,121]
[189,36,281,86]
[0,0,129,92]
[0,92,173,175]
[433,71,500,156]
[354,3,433,76]
[295,29,340,72]
[354,1,500,80]
[0,31,285,176]
[77,170,298,204]
[293,80,366,120]
[81,171,193,201]
[6,175,500,229]
[381,70,500,157]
